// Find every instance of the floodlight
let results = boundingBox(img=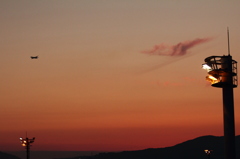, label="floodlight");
[202,64,212,72]
[206,75,219,84]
